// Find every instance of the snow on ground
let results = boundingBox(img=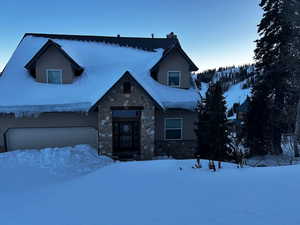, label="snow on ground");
[246,135,300,167]
[1,146,300,225]
[199,81,251,110]
[224,81,251,110]
[199,82,209,98]
[0,145,112,179]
